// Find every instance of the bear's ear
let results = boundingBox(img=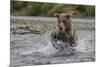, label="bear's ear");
[54,14,59,18]
[66,14,70,19]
